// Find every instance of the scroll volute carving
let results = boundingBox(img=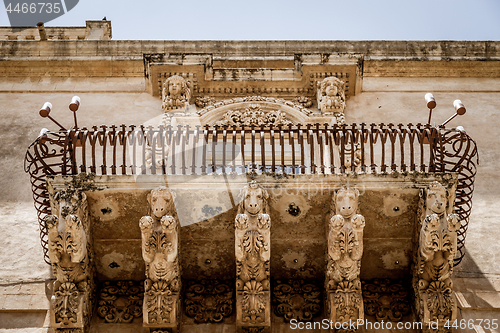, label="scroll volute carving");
[162,75,191,112]
[235,181,271,330]
[414,181,459,330]
[45,190,91,329]
[140,186,181,330]
[317,76,346,124]
[326,186,365,326]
